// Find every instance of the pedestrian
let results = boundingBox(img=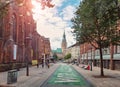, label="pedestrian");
[47,63,50,68]
[42,59,44,68]
[42,63,44,68]
[37,63,39,68]
[46,60,50,68]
